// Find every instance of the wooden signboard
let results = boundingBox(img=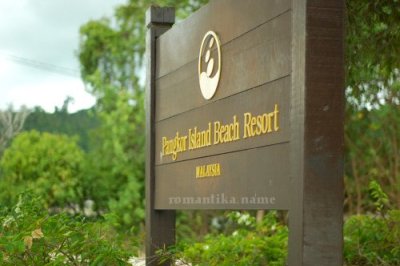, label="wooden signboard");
[146,0,344,265]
